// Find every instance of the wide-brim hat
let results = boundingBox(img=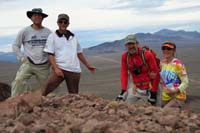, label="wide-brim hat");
[27,8,48,19]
